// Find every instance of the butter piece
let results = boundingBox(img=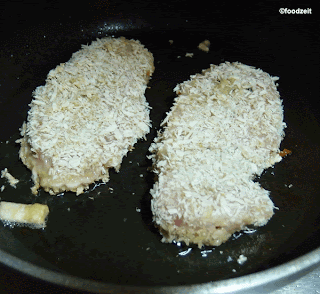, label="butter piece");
[0,201,49,229]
